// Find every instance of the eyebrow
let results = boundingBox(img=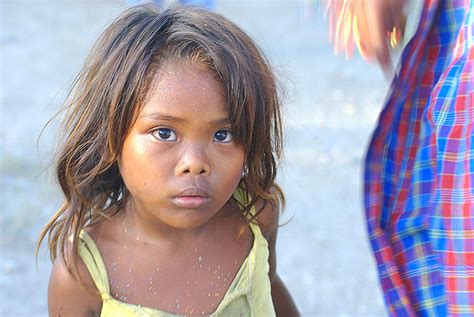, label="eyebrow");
[139,113,230,125]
